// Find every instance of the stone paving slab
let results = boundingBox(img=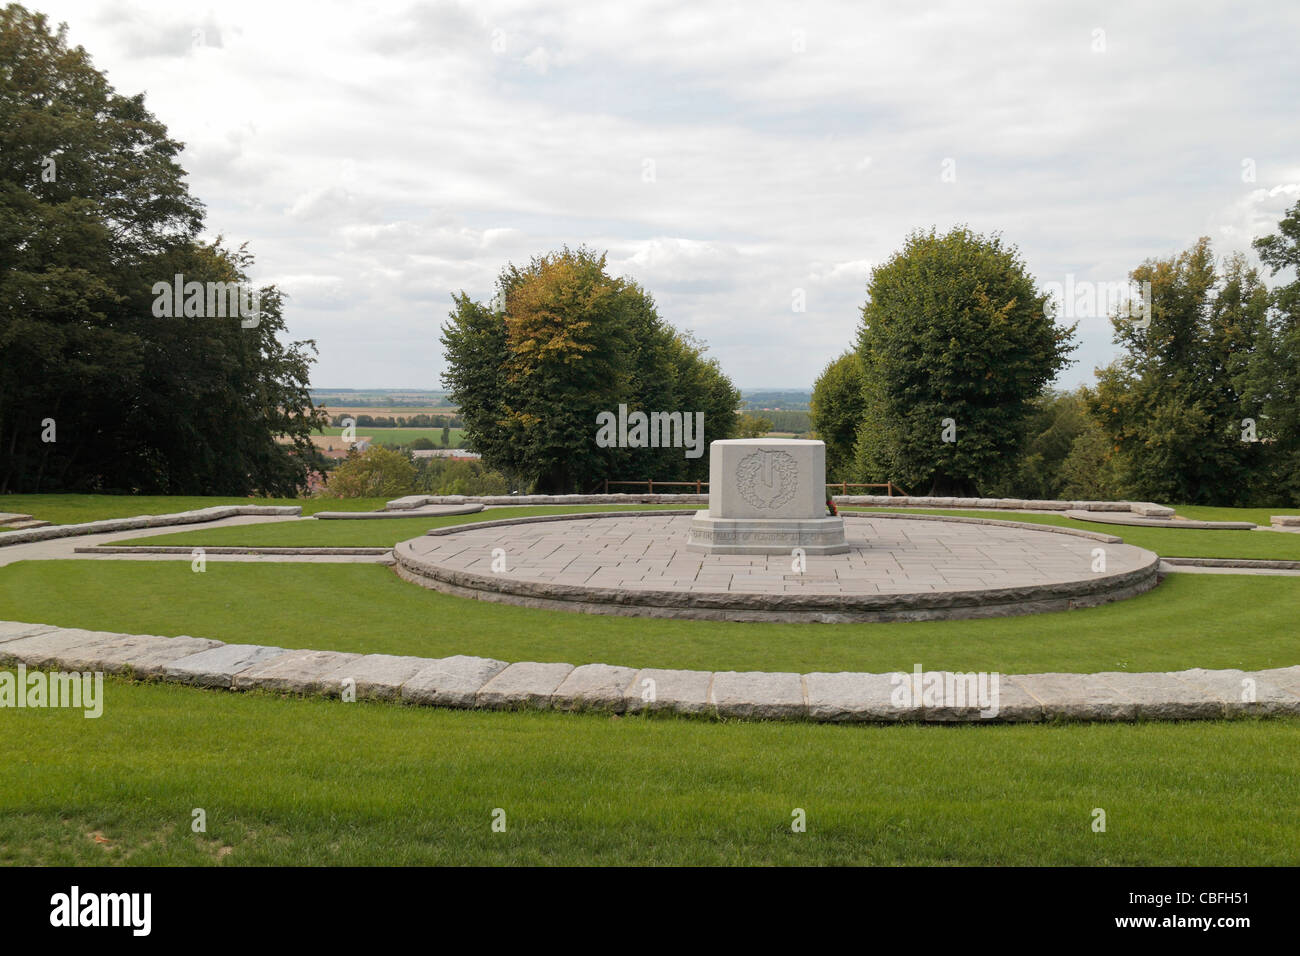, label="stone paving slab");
[322,654,433,700]
[710,671,805,719]
[552,663,639,711]
[1251,666,1300,697]
[164,643,290,687]
[1012,672,1145,720]
[804,672,909,721]
[64,634,224,677]
[5,620,1298,725]
[386,496,434,510]
[0,621,59,643]
[476,661,575,709]
[1169,668,1300,716]
[623,668,713,714]
[1089,671,1225,719]
[401,655,509,708]
[0,628,133,668]
[923,672,1043,722]
[231,648,363,694]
